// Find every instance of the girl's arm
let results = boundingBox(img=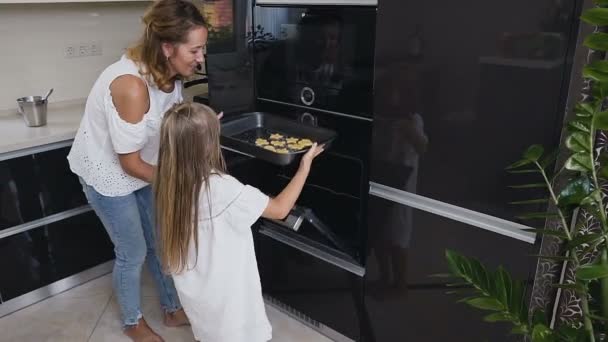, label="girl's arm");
[262,143,324,220]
